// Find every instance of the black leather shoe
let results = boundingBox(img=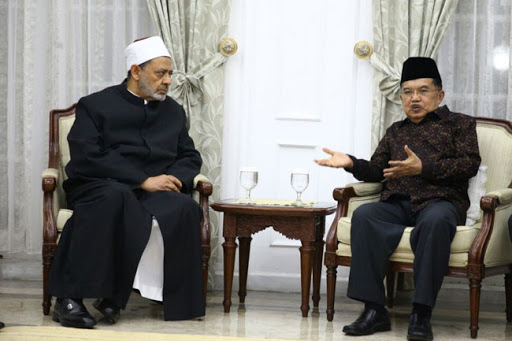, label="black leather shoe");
[342,307,391,335]
[0,321,5,329]
[93,298,121,324]
[407,312,433,341]
[52,298,96,329]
